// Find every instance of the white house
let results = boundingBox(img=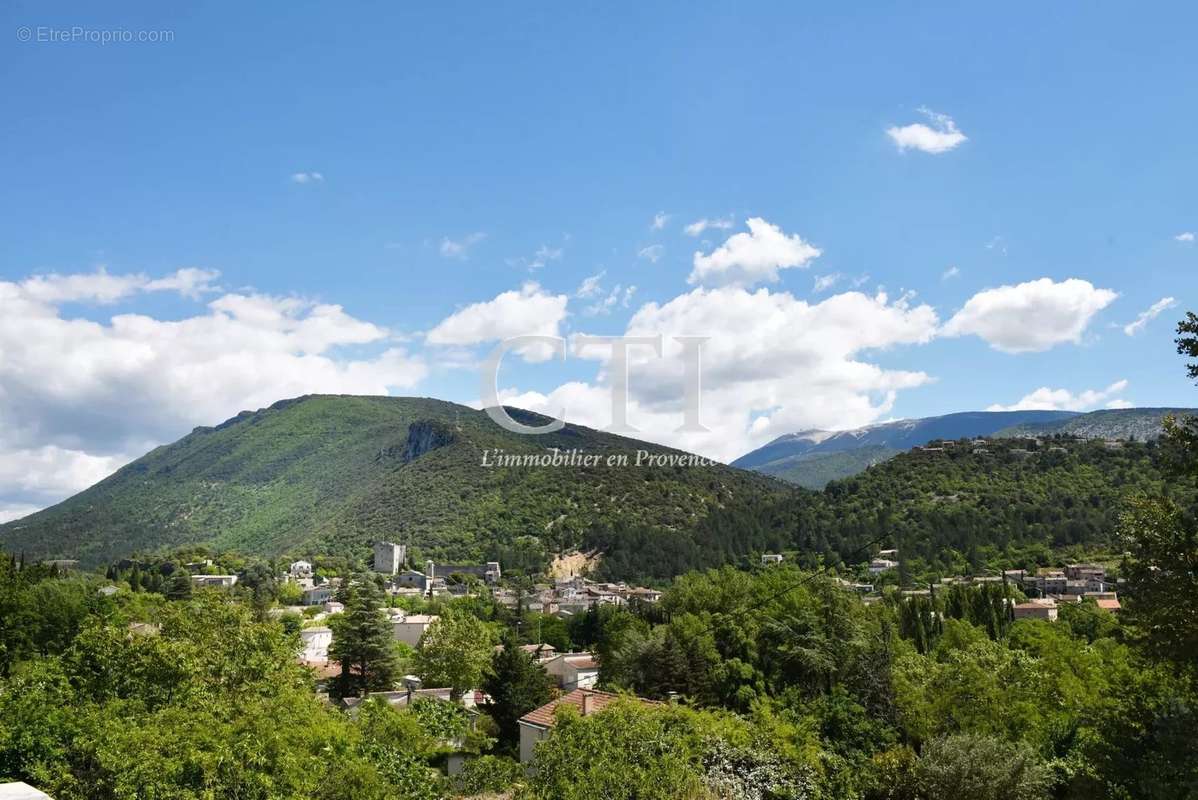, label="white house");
[190,574,238,588]
[300,626,332,662]
[544,652,599,690]
[761,554,784,566]
[289,560,313,579]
